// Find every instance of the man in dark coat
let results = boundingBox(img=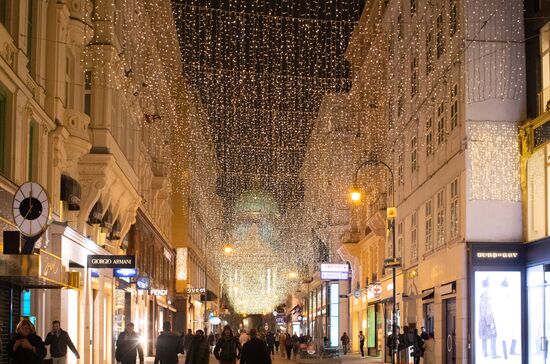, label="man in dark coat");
[116,322,144,364]
[214,325,241,364]
[182,329,194,355]
[266,331,275,356]
[240,329,271,364]
[154,322,182,364]
[44,320,80,362]
[7,319,47,364]
[185,330,210,364]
